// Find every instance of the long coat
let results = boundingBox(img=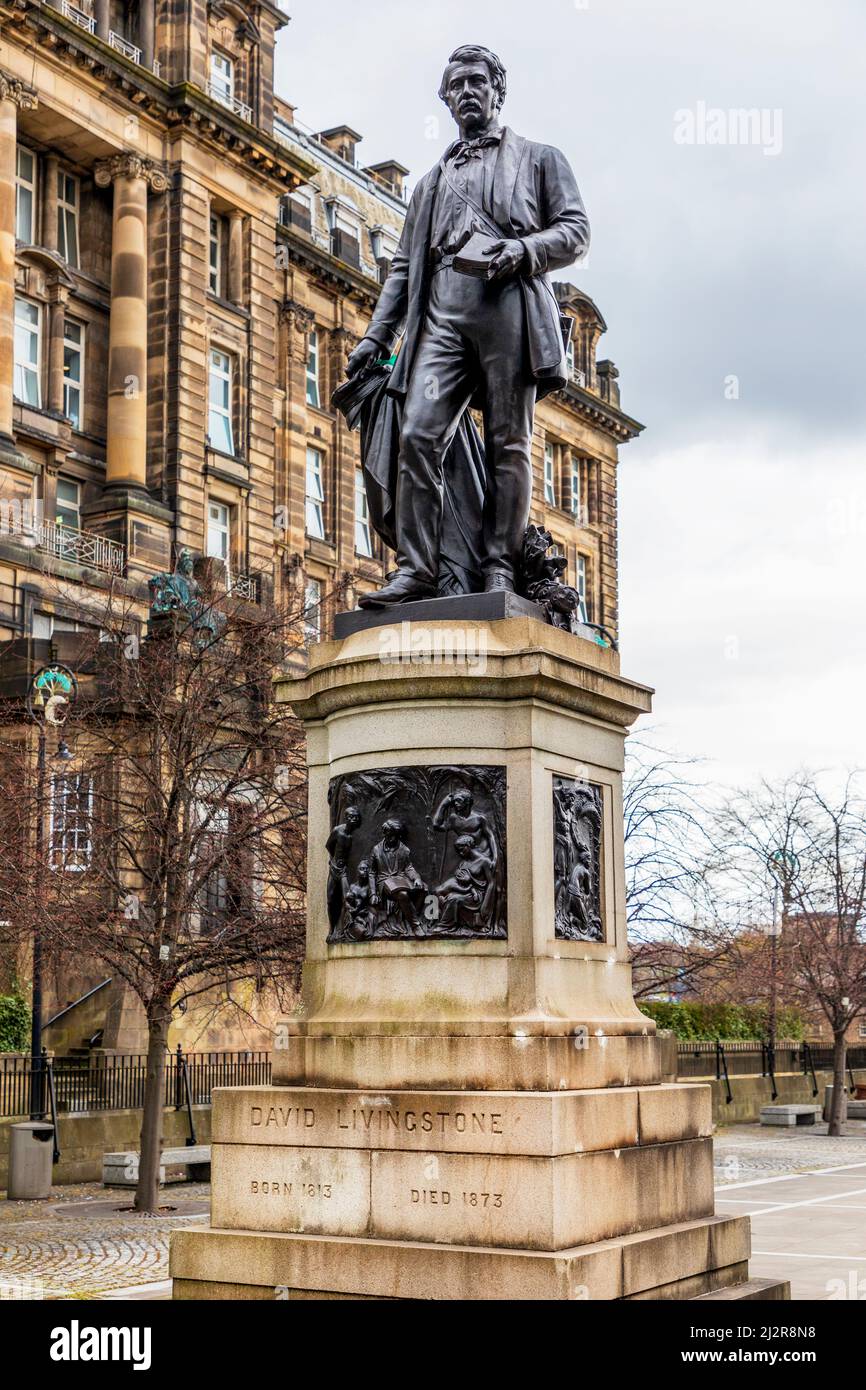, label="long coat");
[365,127,590,401]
